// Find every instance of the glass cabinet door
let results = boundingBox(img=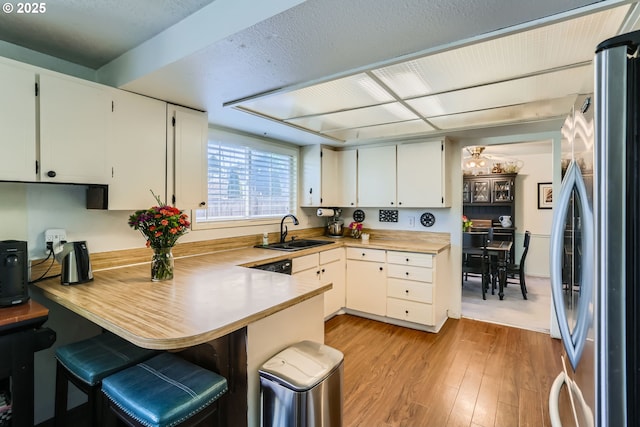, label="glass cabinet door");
[492,179,513,202]
[471,180,490,203]
[462,180,471,203]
